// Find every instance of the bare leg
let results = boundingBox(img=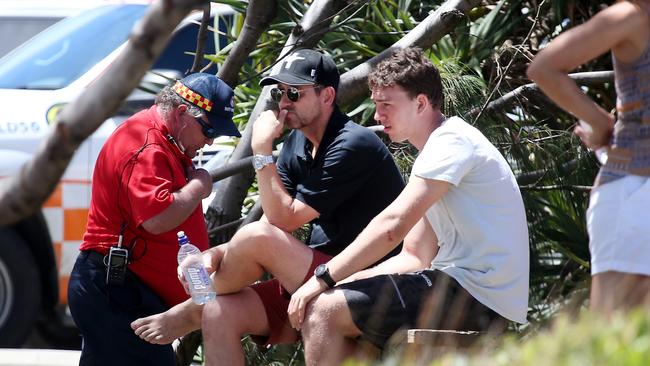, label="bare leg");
[591,271,650,316]
[132,221,314,344]
[214,221,314,294]
[131,301,202,345]
[302,290,363,366]
[202,288,269,366]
